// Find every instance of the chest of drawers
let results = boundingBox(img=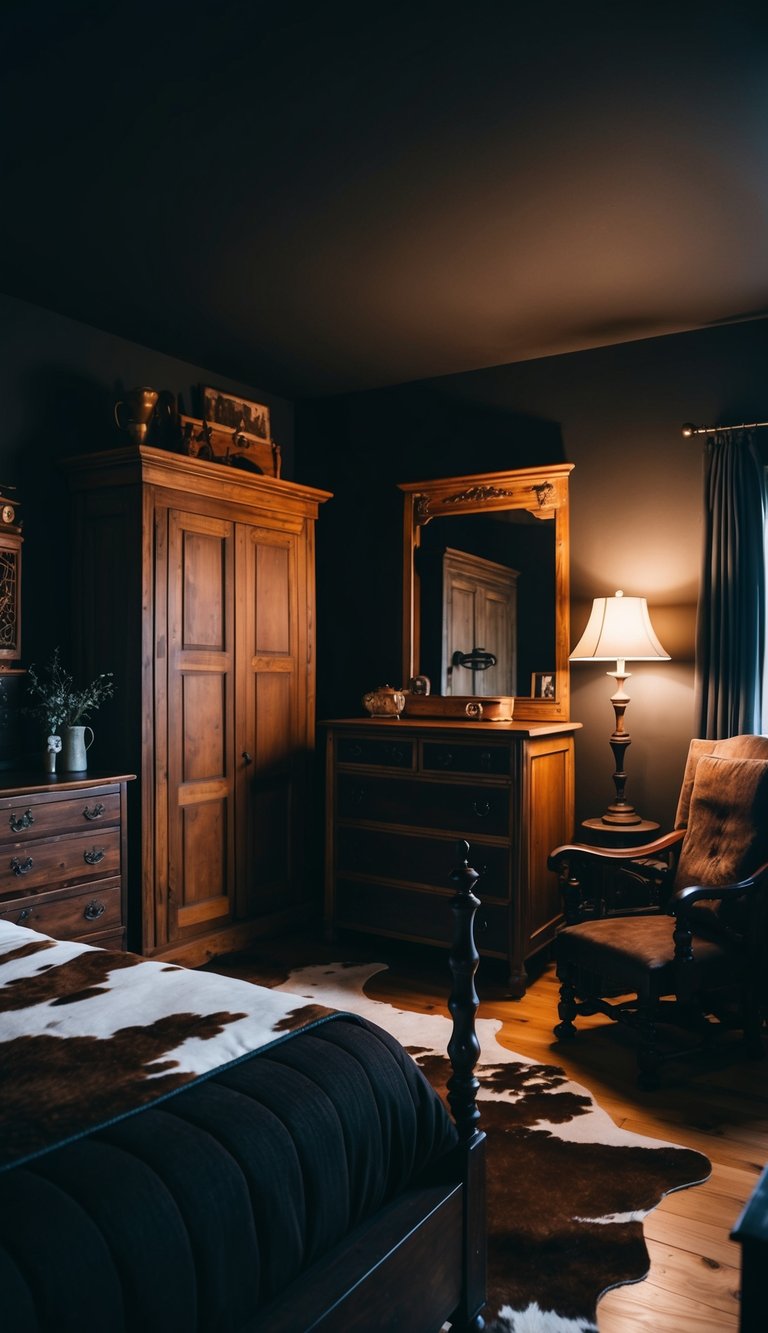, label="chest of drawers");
[0,773,134,949]
[324,718,579,996]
